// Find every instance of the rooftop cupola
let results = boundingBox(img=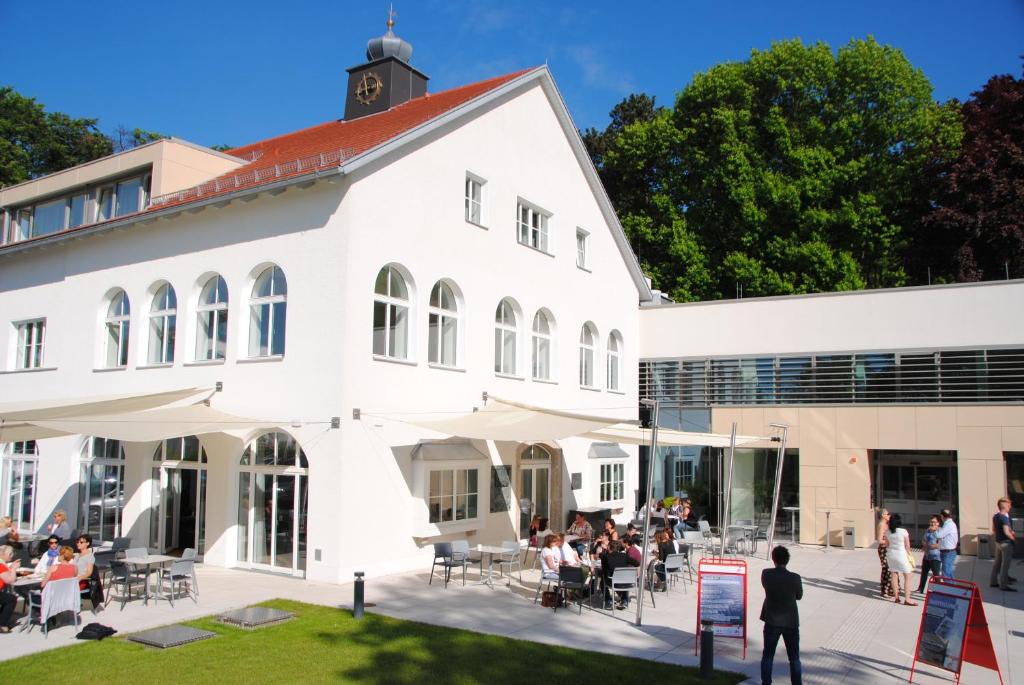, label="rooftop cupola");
[344,10,429,122]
